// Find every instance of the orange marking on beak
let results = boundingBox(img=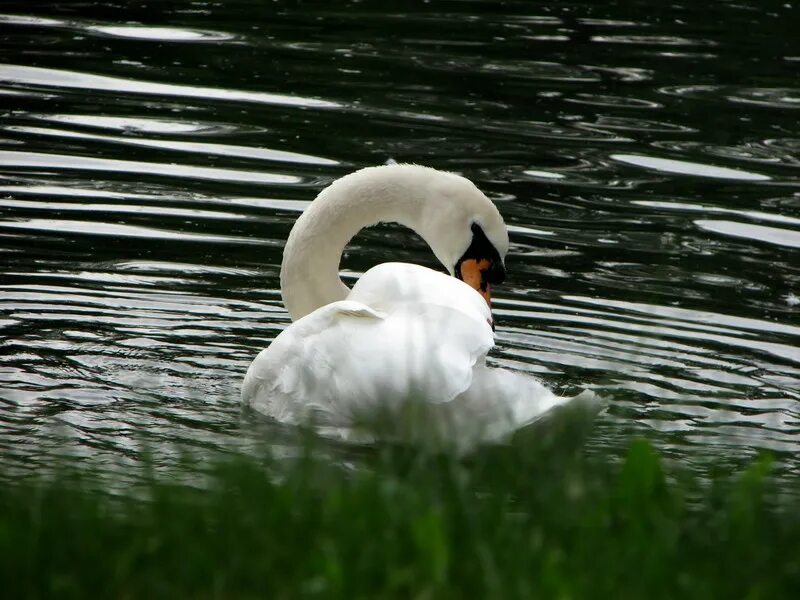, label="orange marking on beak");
[459,258,492,307]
